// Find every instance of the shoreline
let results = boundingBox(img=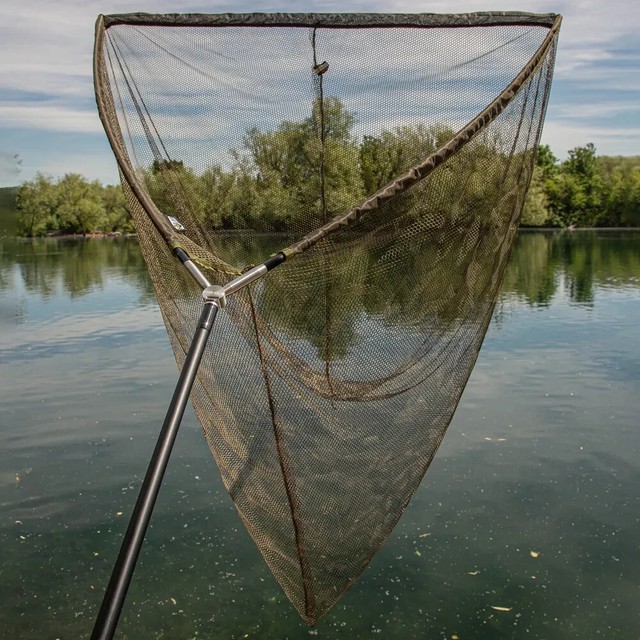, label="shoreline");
[6,226,640,240]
